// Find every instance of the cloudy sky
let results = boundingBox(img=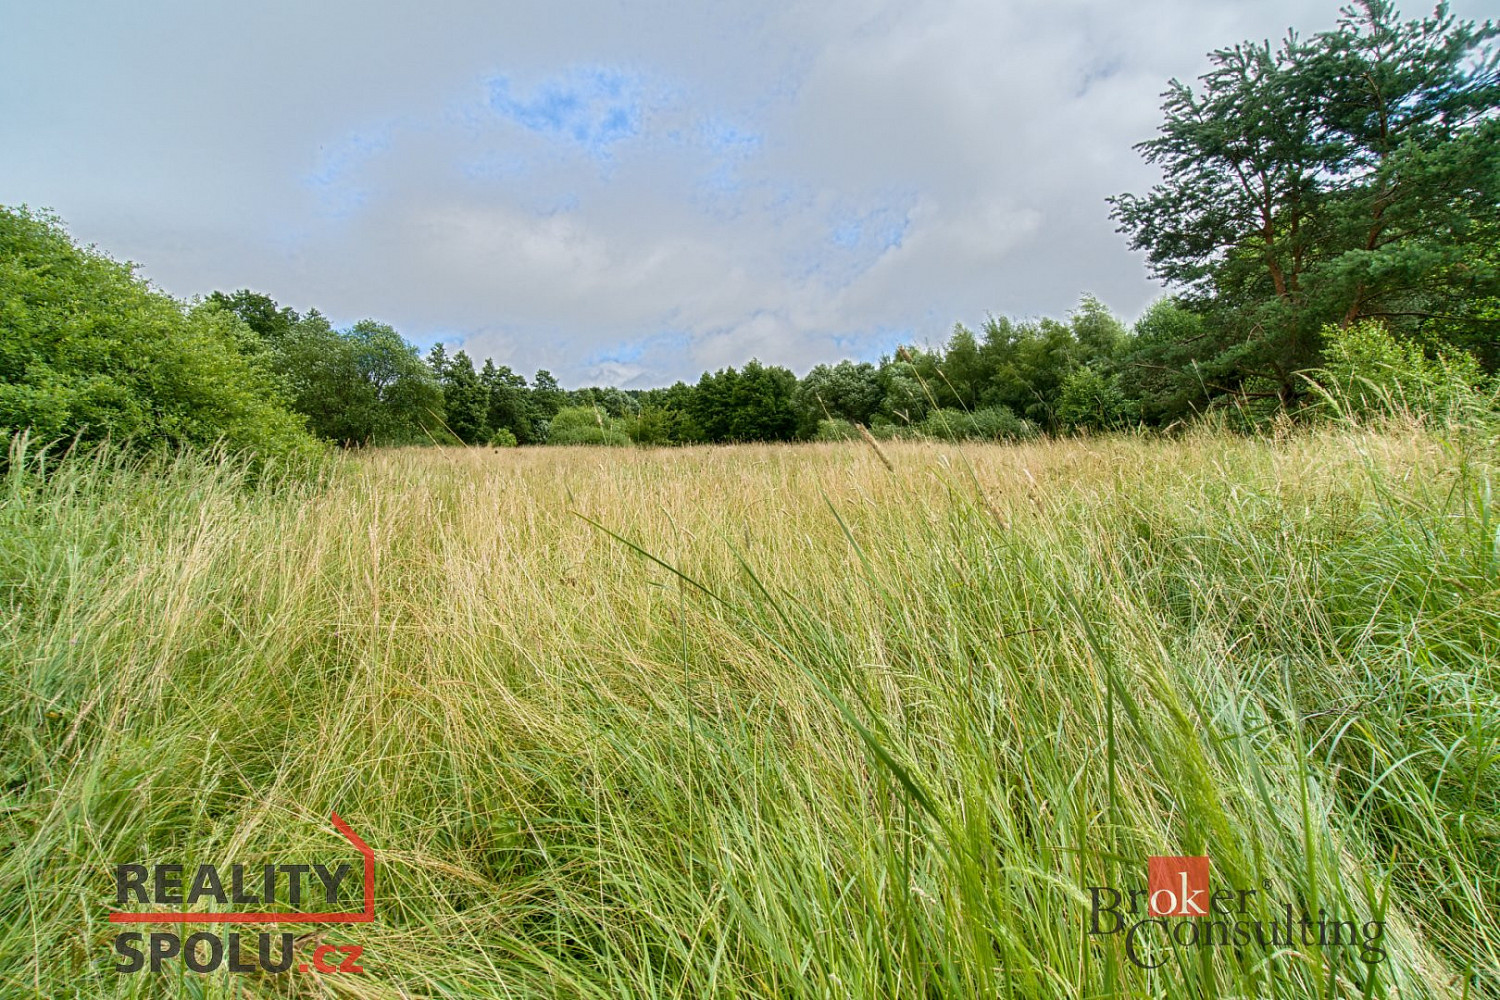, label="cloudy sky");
[4,1,1486,387]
